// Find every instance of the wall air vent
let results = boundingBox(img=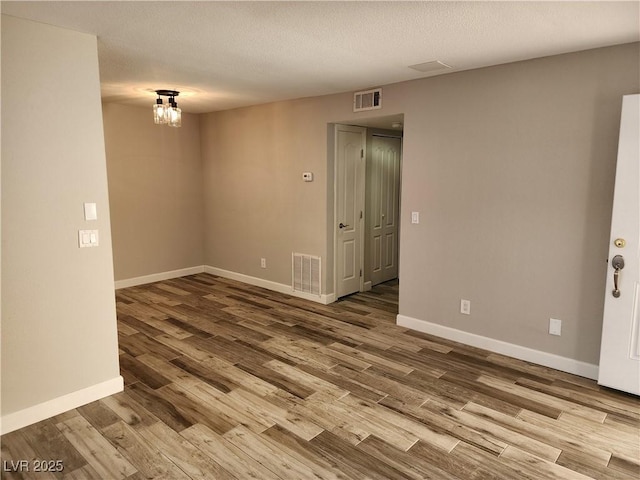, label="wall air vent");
[292,253,321,296]
[353,88,382,112]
